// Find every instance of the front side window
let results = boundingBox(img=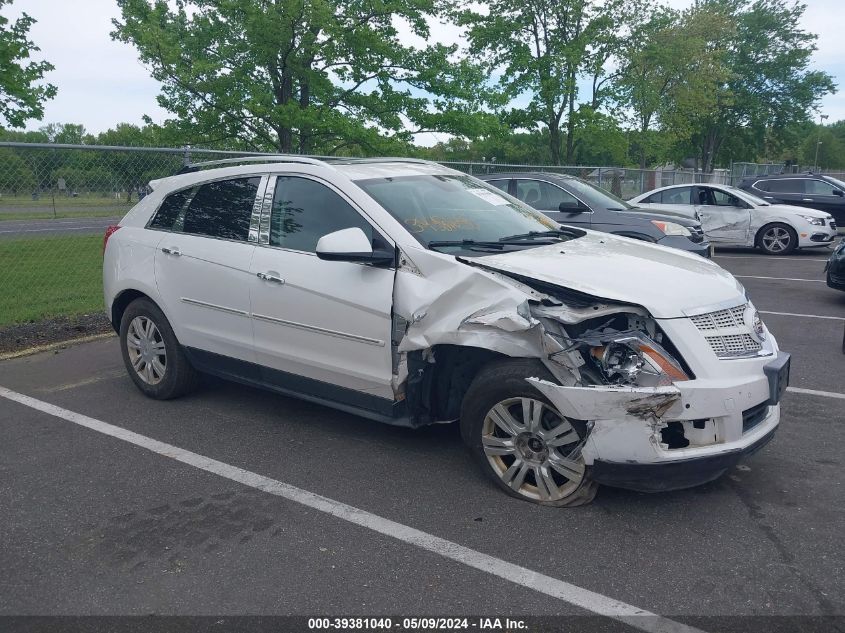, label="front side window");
[269,176,373,252]
[516,180,579,211]
[806,179,839,195]
[705,188,743,207]
[355,174,558,249]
